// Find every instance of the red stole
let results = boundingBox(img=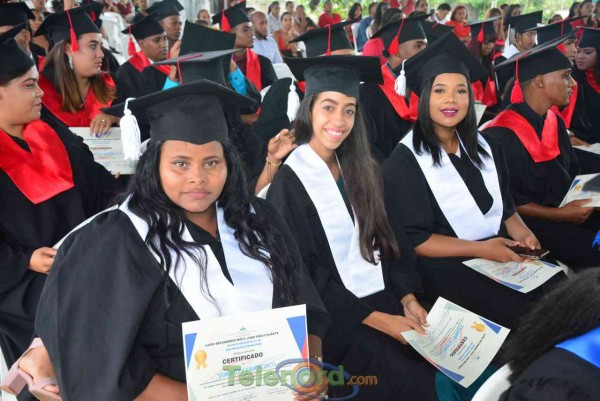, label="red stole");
[378,66,418,123]
[0,120,74,204]
[245,49,263,91]
[550,81,578,128]
[472,78,497,107]
[152,64,171,76]
[486,109,560,163]
[128,51,152,72]
[38,73,115,127]
[586,69,600,94]
[37,55,46,72]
